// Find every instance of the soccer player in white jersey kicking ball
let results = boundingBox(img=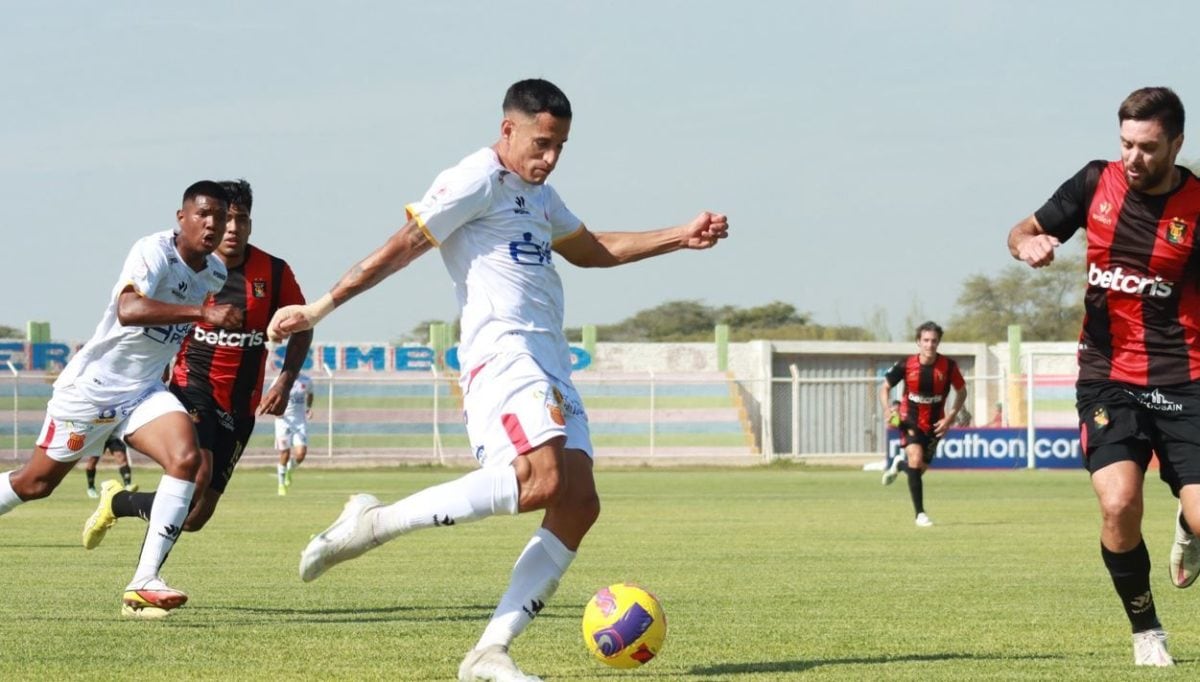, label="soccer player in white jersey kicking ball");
[0,181,242,618]
[268,78,729,682]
